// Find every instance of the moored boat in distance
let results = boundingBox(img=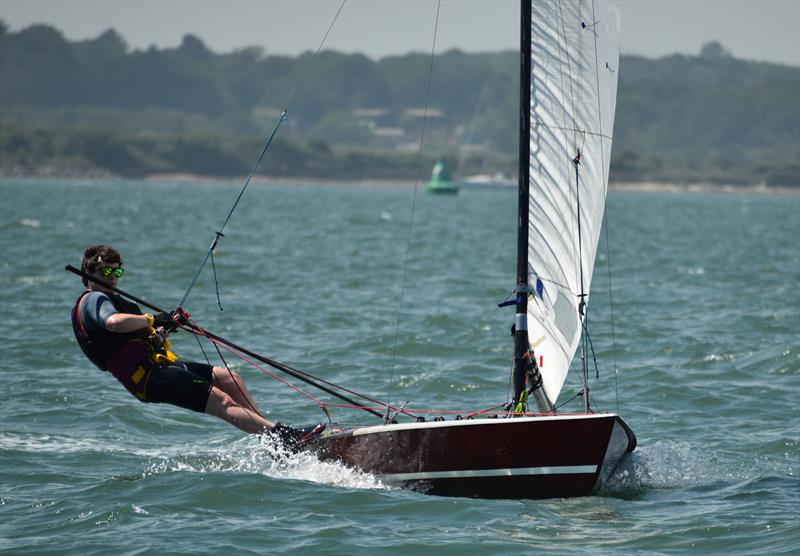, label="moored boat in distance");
[456,172,517,190]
